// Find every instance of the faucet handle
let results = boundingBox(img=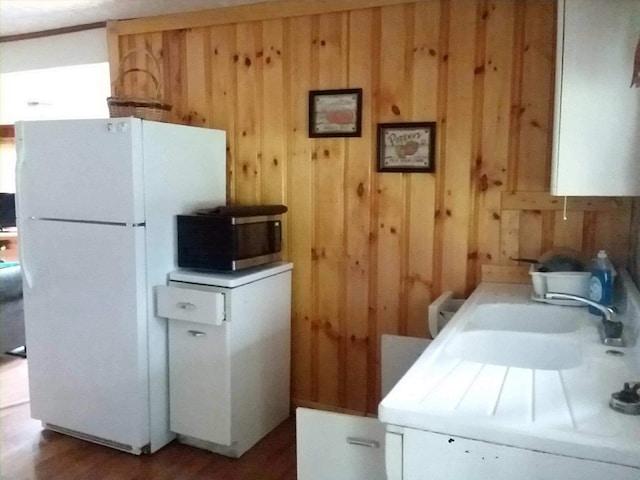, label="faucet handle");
[610,382,640,415]
[603,319,623,339]
[616,383,640,403]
